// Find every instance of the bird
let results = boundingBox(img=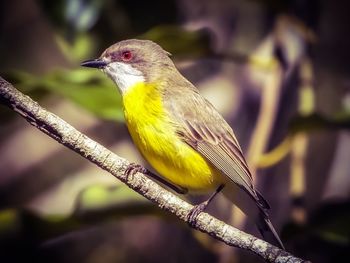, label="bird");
[81,39,284,249]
